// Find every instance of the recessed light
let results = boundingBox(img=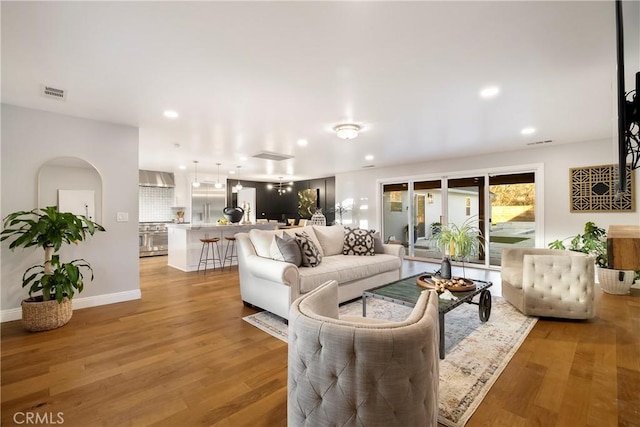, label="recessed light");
[239,156,248,161]
[229,170,235,175]
[297,139,308,146]
[480,86,500,98]
[163,110,179,119]
[178,165,186,170]
[365,154,374,161]
[521,127,536,135]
